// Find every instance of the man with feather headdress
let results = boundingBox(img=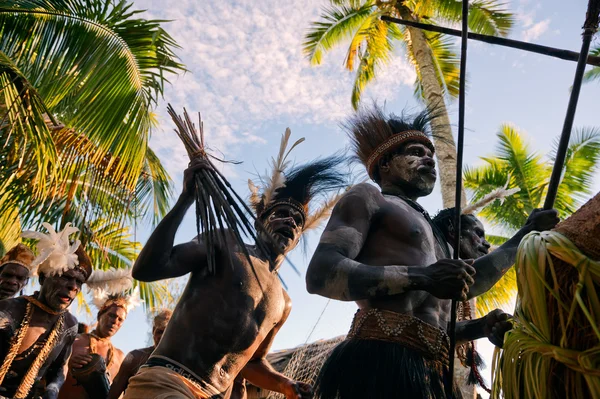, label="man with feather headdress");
[0,223,92,399]
[306,105,559,399]
[124,130,348,399]
[58,277,138,399]
[0,244,36,300]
